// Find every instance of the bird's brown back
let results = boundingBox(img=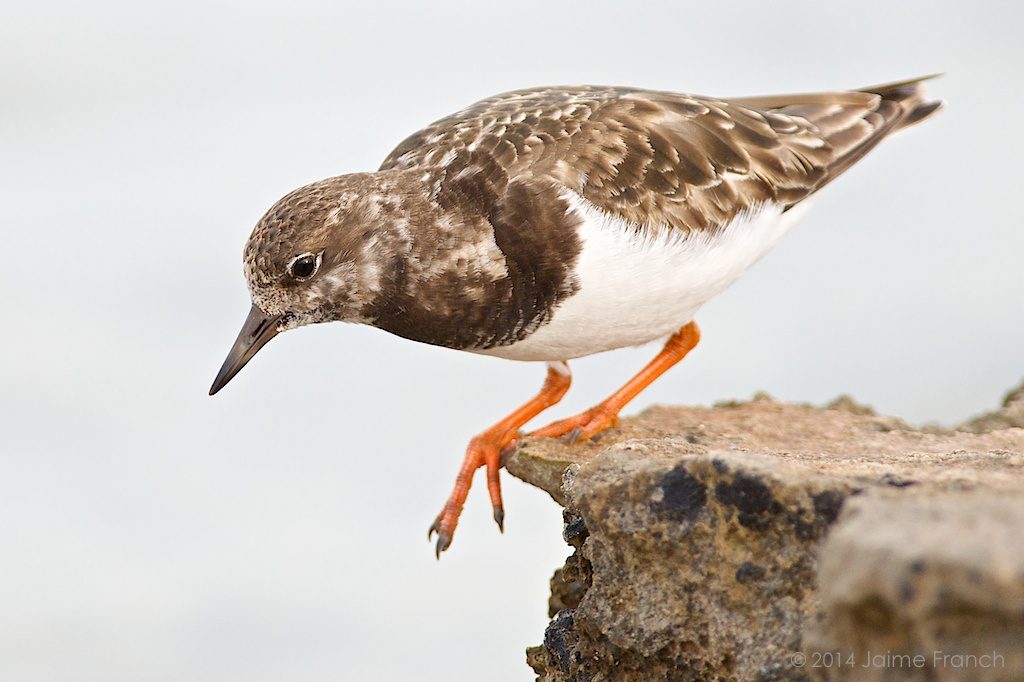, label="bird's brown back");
[380,77,941,234]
